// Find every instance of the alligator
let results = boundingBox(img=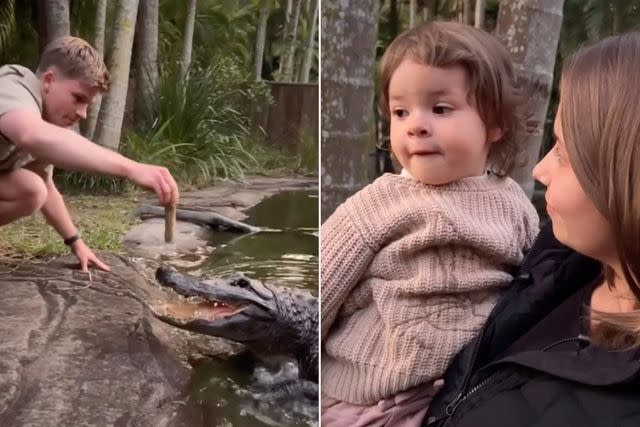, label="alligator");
[151,266,318,387]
